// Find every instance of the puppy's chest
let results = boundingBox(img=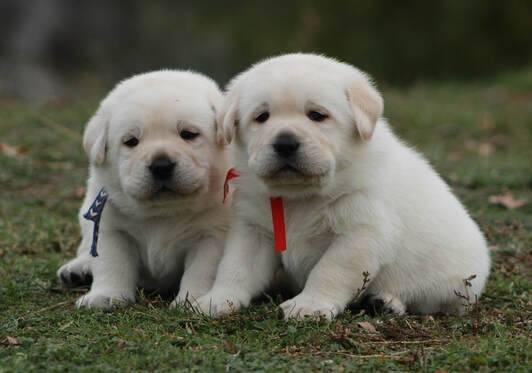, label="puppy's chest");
[248,200,334,287]
[127,222,194,280]
[284,216,333,288]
